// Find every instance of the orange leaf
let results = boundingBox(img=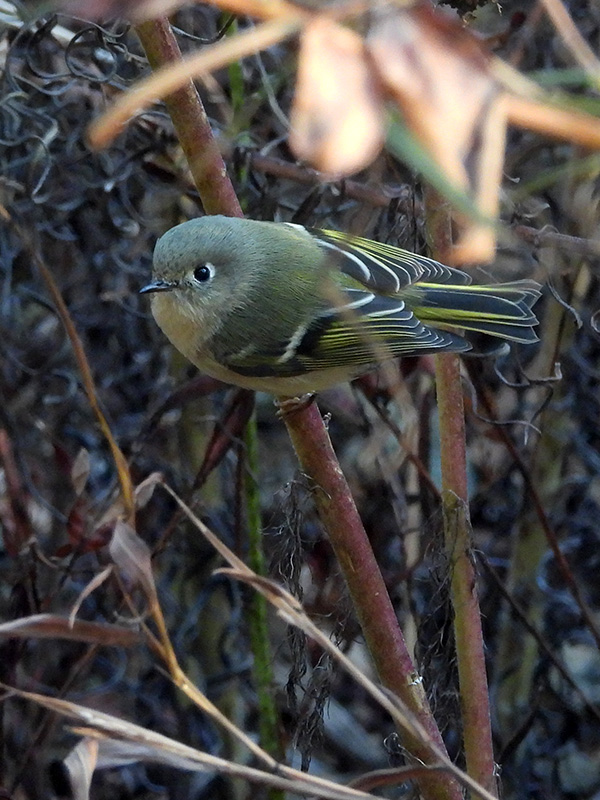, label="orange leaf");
[368,3,505,262]
[289,16,384,176]
[368,4,499,193]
